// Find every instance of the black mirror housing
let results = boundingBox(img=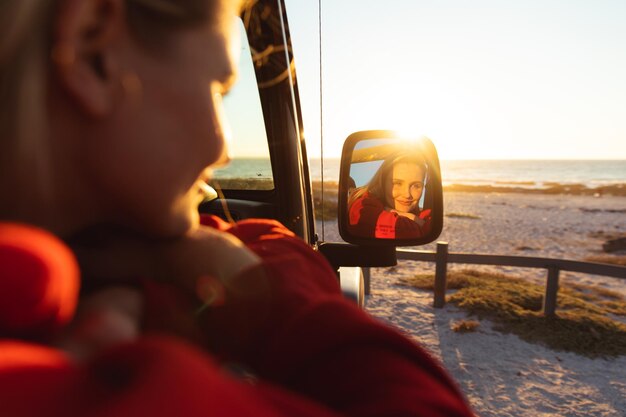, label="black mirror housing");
[338,130,444,247]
